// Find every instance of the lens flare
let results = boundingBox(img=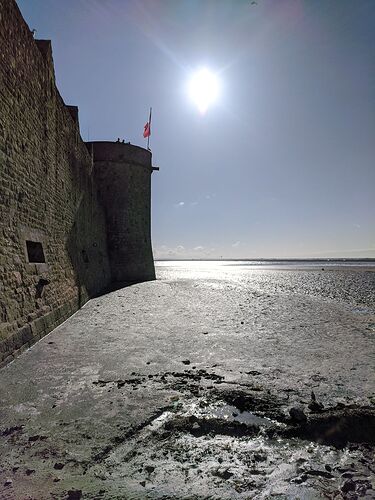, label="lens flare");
[188,68,219,114]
